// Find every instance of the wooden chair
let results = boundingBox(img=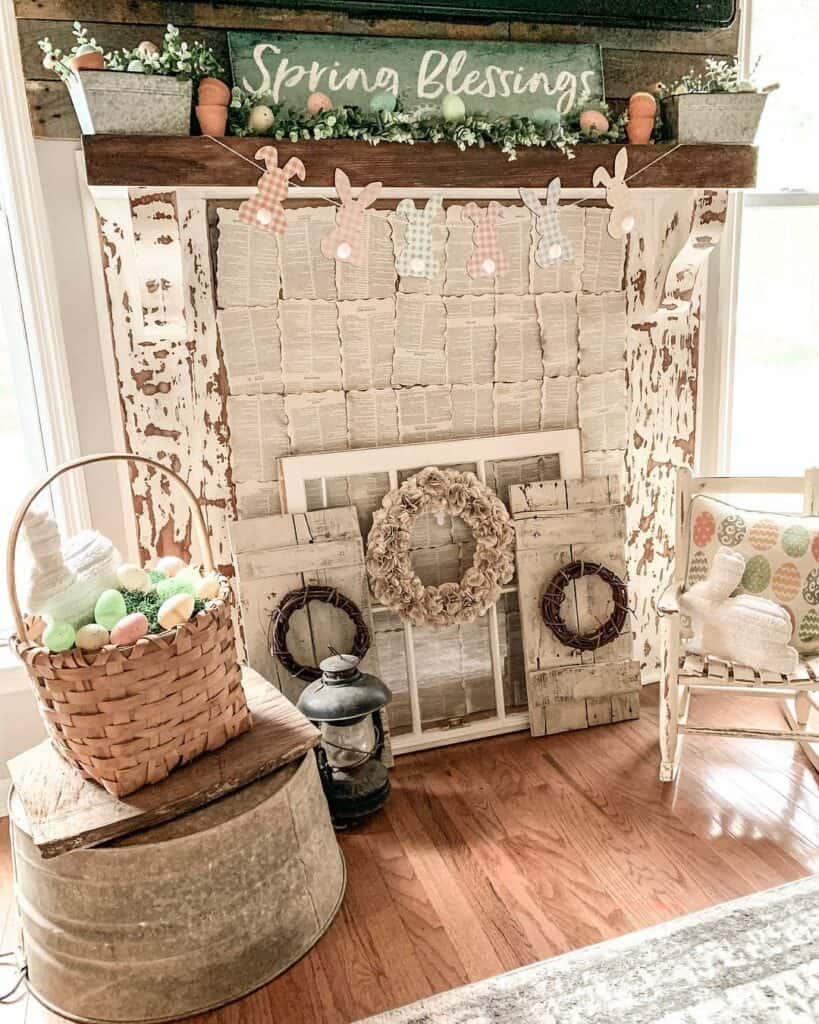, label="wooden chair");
[659,466,819,781]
